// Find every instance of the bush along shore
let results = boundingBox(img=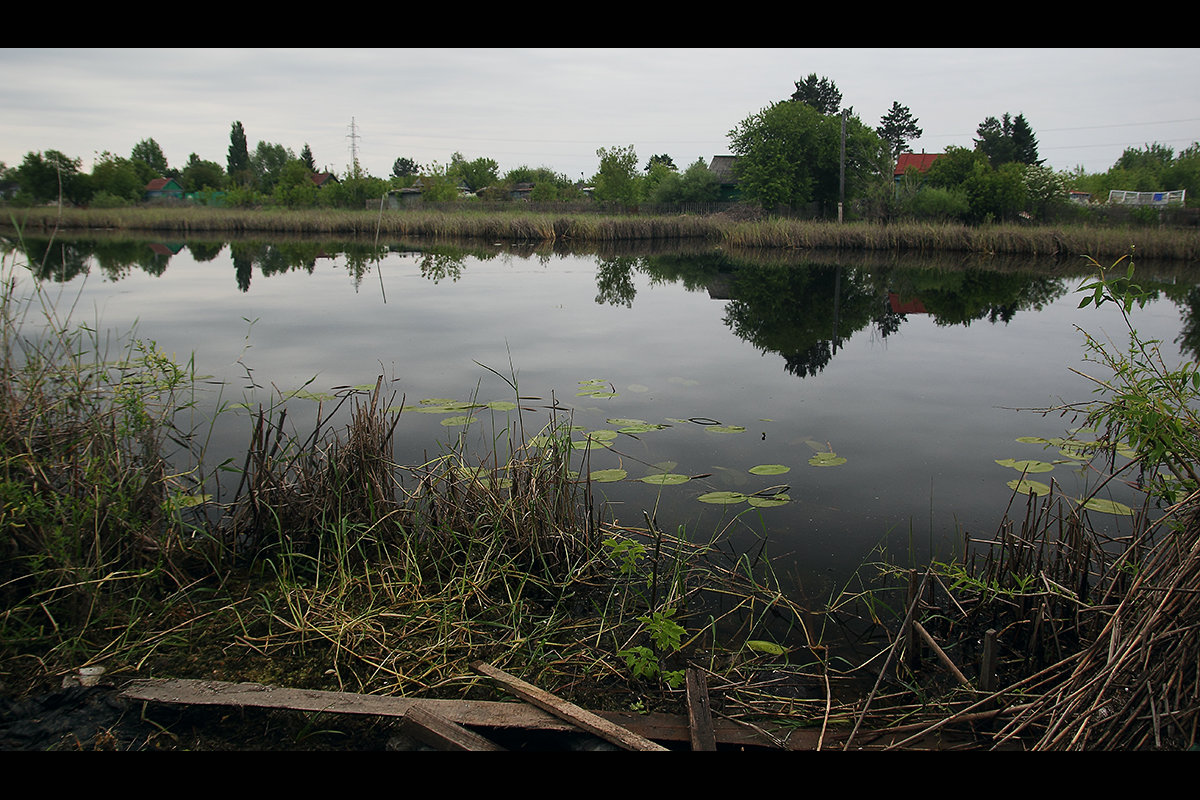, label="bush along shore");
[4,205,1199,263]
[3,235,1199,748]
